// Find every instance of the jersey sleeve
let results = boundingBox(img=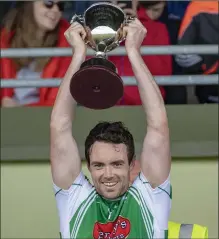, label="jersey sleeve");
[53,172,94,239]
[132,172,172,238]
